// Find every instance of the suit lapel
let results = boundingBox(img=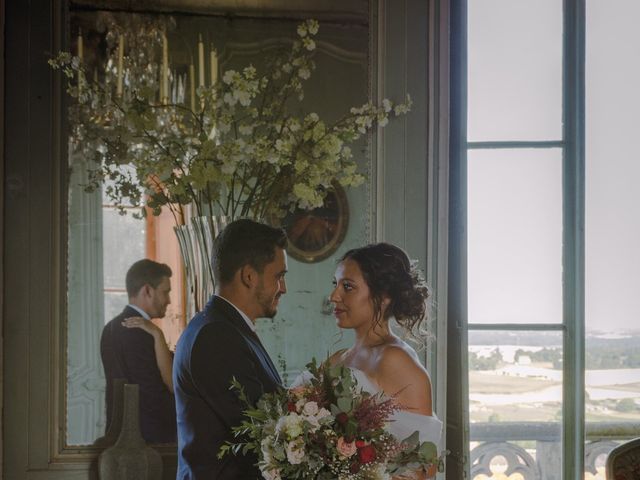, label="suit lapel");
[210,296,282,386]
[246,333,282,386]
